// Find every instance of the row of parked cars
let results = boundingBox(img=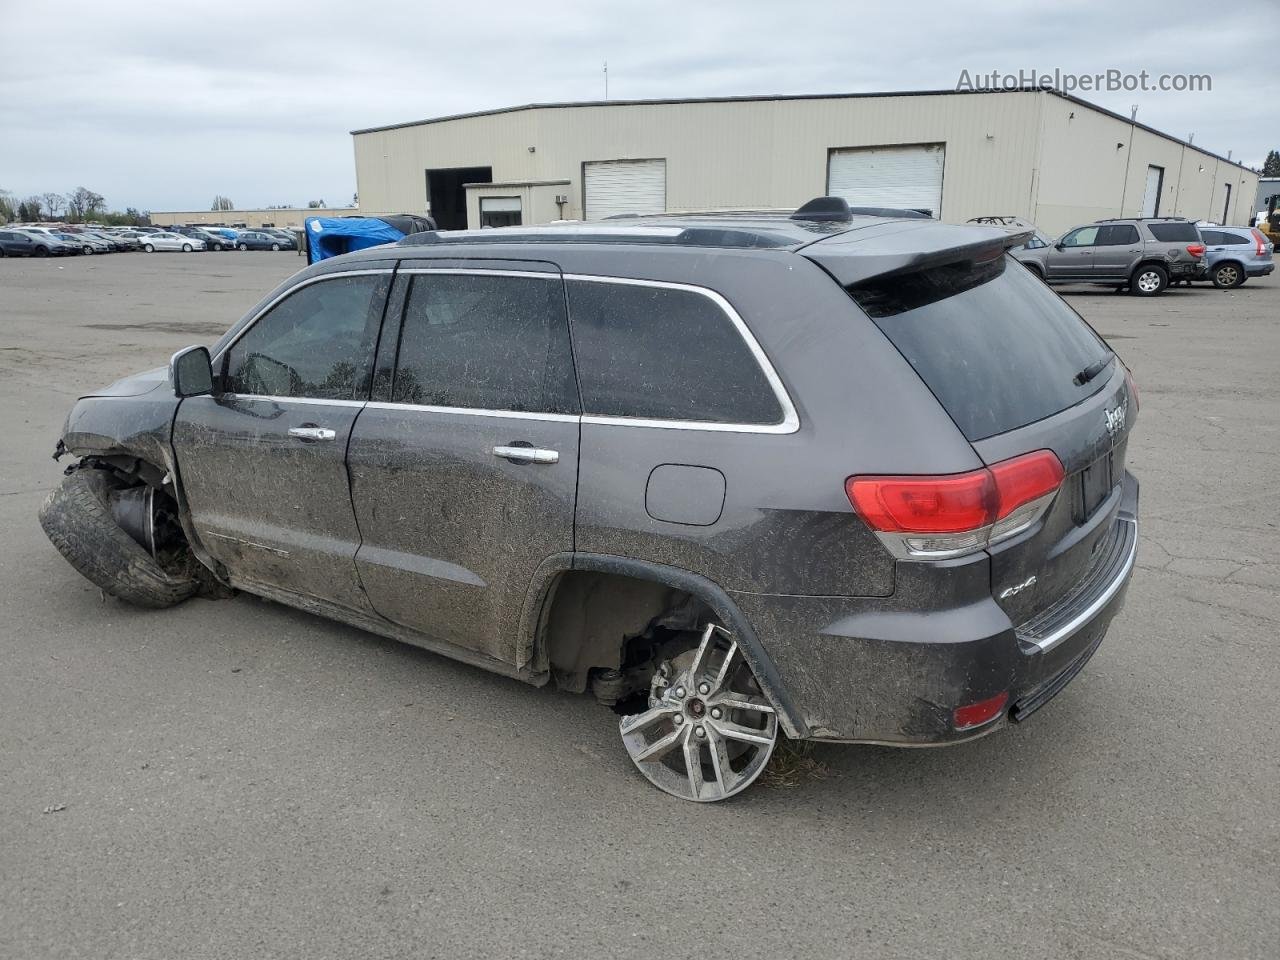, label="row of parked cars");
[970,215,1275,295]
[0,224,299,257]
